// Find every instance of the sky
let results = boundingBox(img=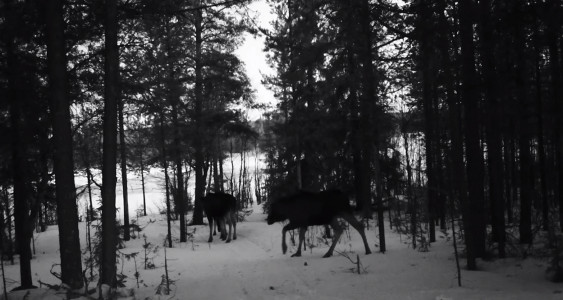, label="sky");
[234,0,277,121]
